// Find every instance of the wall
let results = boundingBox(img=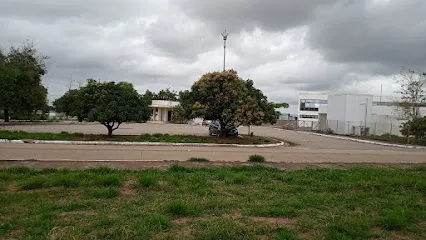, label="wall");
[327,94,373,135]
[298,93,328,122]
